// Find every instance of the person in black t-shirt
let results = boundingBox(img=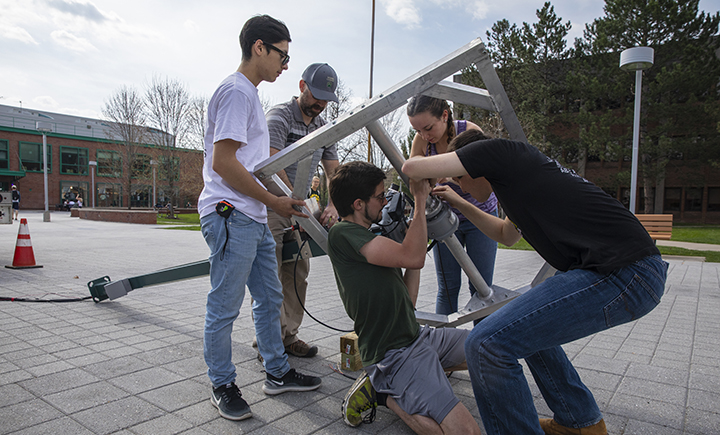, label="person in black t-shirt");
[11,185,20,220]
[403,130,667,435]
